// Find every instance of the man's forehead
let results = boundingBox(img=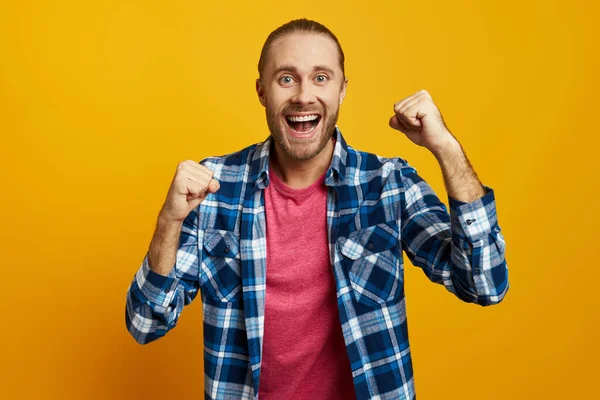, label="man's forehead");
[267,33,340,73]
